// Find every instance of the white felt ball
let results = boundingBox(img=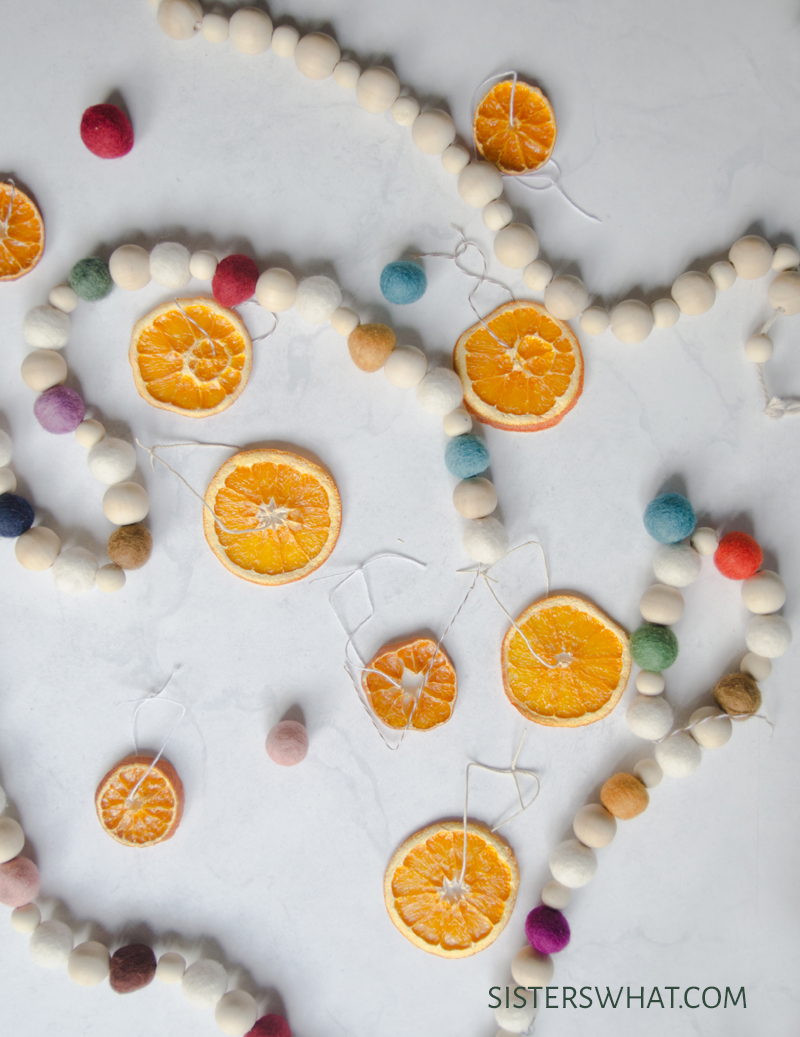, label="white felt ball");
[201,12,228,43]
[742,570,786,614]
[494,224,538,269]
[610,299,653,343]
[356,67,400,113]
[494,998,537,1035]
[458,162,503,208]
[441,144,471,175]
[540,880,570,910]
[708,261,736,291]
[463,517,509,565]
[392,96,420,126]
[103,482,150,525]
[157,952,186,984]
[745,614,792,658]
[411,109,457,154]
[633,758,663,788]
[639,583,684,625]
[384,345,427,388]
[549,838,597,888]
[636,670,665,696]
[48,284,79,313]
[157,0,202,40]
[52,547,98,594]
[768,270,800,315]
[96,564,126,593]
[483,199,513,231]
[15,527,61,571]
[229,7,272,54]
[689,707,732,749]
[88,437,137,485]
[653,543,701,587]
[0,430,11,467]
[75,419,105,448]
[772,243,800,272]
[23,305,70,349]
[416,368,463,415]
[691,526,718,556]
[182,959,228,1008]
[256,268,297,312]
[0,816,24,863]
[453,477,497,519]
[740,652,771,682]
[744,333,773,363]
[654,731,701,777]
[270,24,299,57]
[443,407,473,437]
[109,245,151,291]
[330,307,360,336]
[29,920,73,968]
[20,349,67,391]
[671,270,716,315]
[511,944,554,986]
[215,990,259,1037]
[11,903,41,934]
[150,242,191,290]
[68,942,109,987]
[523,259,553,292]
[626,693,674,741]
[544,275,589,321]
[294,32,339,79]
[651,297,680,329]
[294,276,342,324]
[573,804,617,848]
[333,59,360,89]
[190,251,218,280]
[729,235,773,279]
[579,306,609,335]
[0,468,15,494]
